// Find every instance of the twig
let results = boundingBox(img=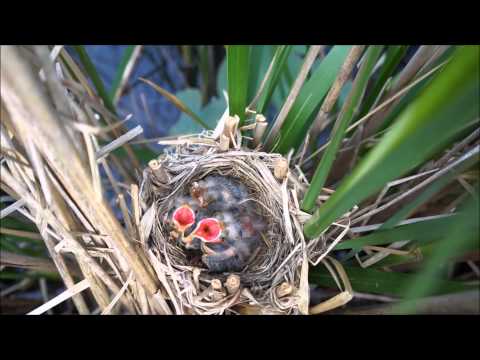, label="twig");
[27,279,90,315]
[310,46,365,136]
[96,125,144,162]
[0,227,42,240]
[301,60,449,166]
[0,199,26,219]
[113,46,143,105]
[0,251,58,274]
[264,45,324,148]
[350,213,456,234]
[352,145,479,224]
[102,272,134,315]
